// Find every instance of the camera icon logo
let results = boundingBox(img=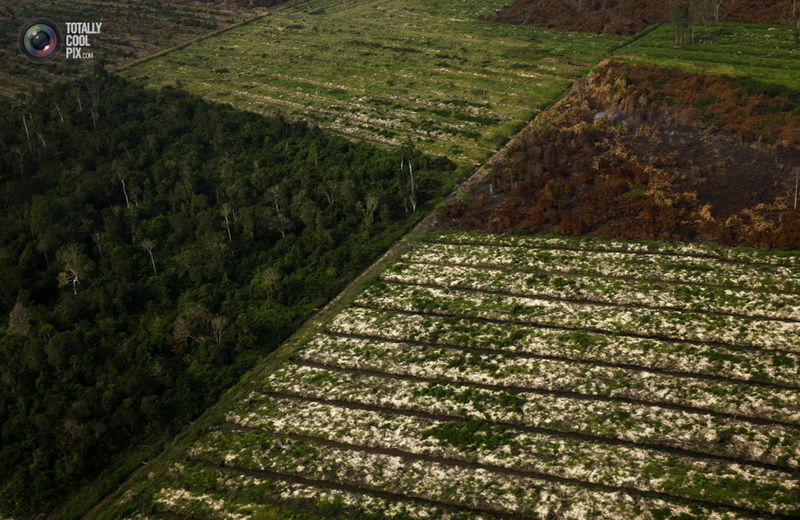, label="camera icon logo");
[18,19,62,62]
